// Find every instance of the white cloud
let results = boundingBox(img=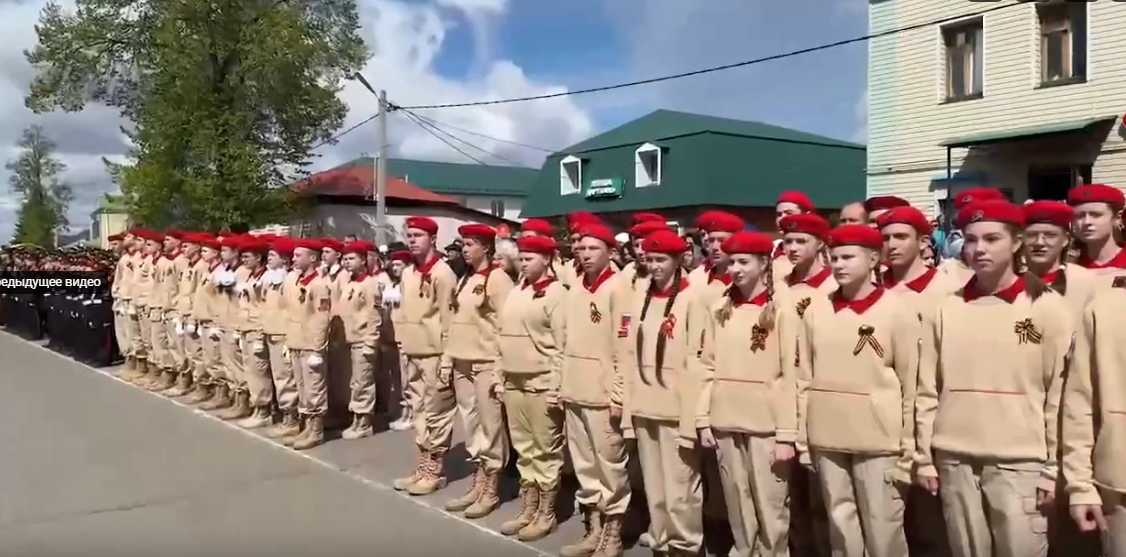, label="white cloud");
[0,0,595,242]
